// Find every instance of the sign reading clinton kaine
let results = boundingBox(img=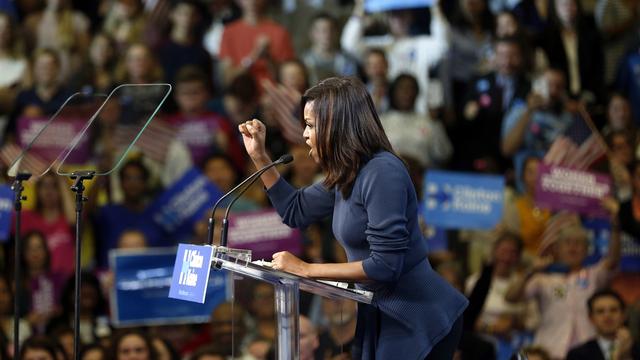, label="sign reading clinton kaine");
[169,244,214,303]
[0,185,12,242]
[147,168,222,240]
[110,247,226,327]
[424,170,504,229]
[365,0,434,12]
